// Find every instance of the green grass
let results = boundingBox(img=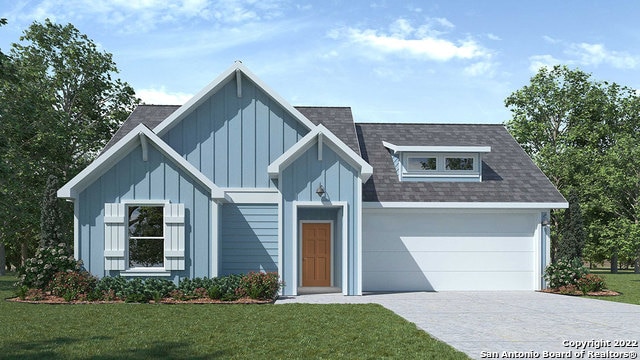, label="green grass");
[586,270,640,305]
[0,274,468,359]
